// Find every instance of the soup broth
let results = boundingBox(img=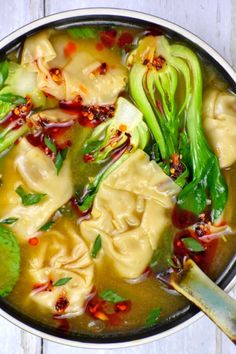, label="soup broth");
[0,24,235,336]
